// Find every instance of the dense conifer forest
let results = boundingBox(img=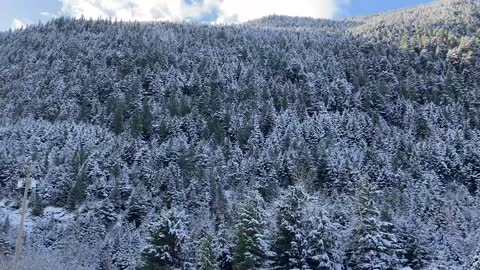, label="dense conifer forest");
[1,0,480,269]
